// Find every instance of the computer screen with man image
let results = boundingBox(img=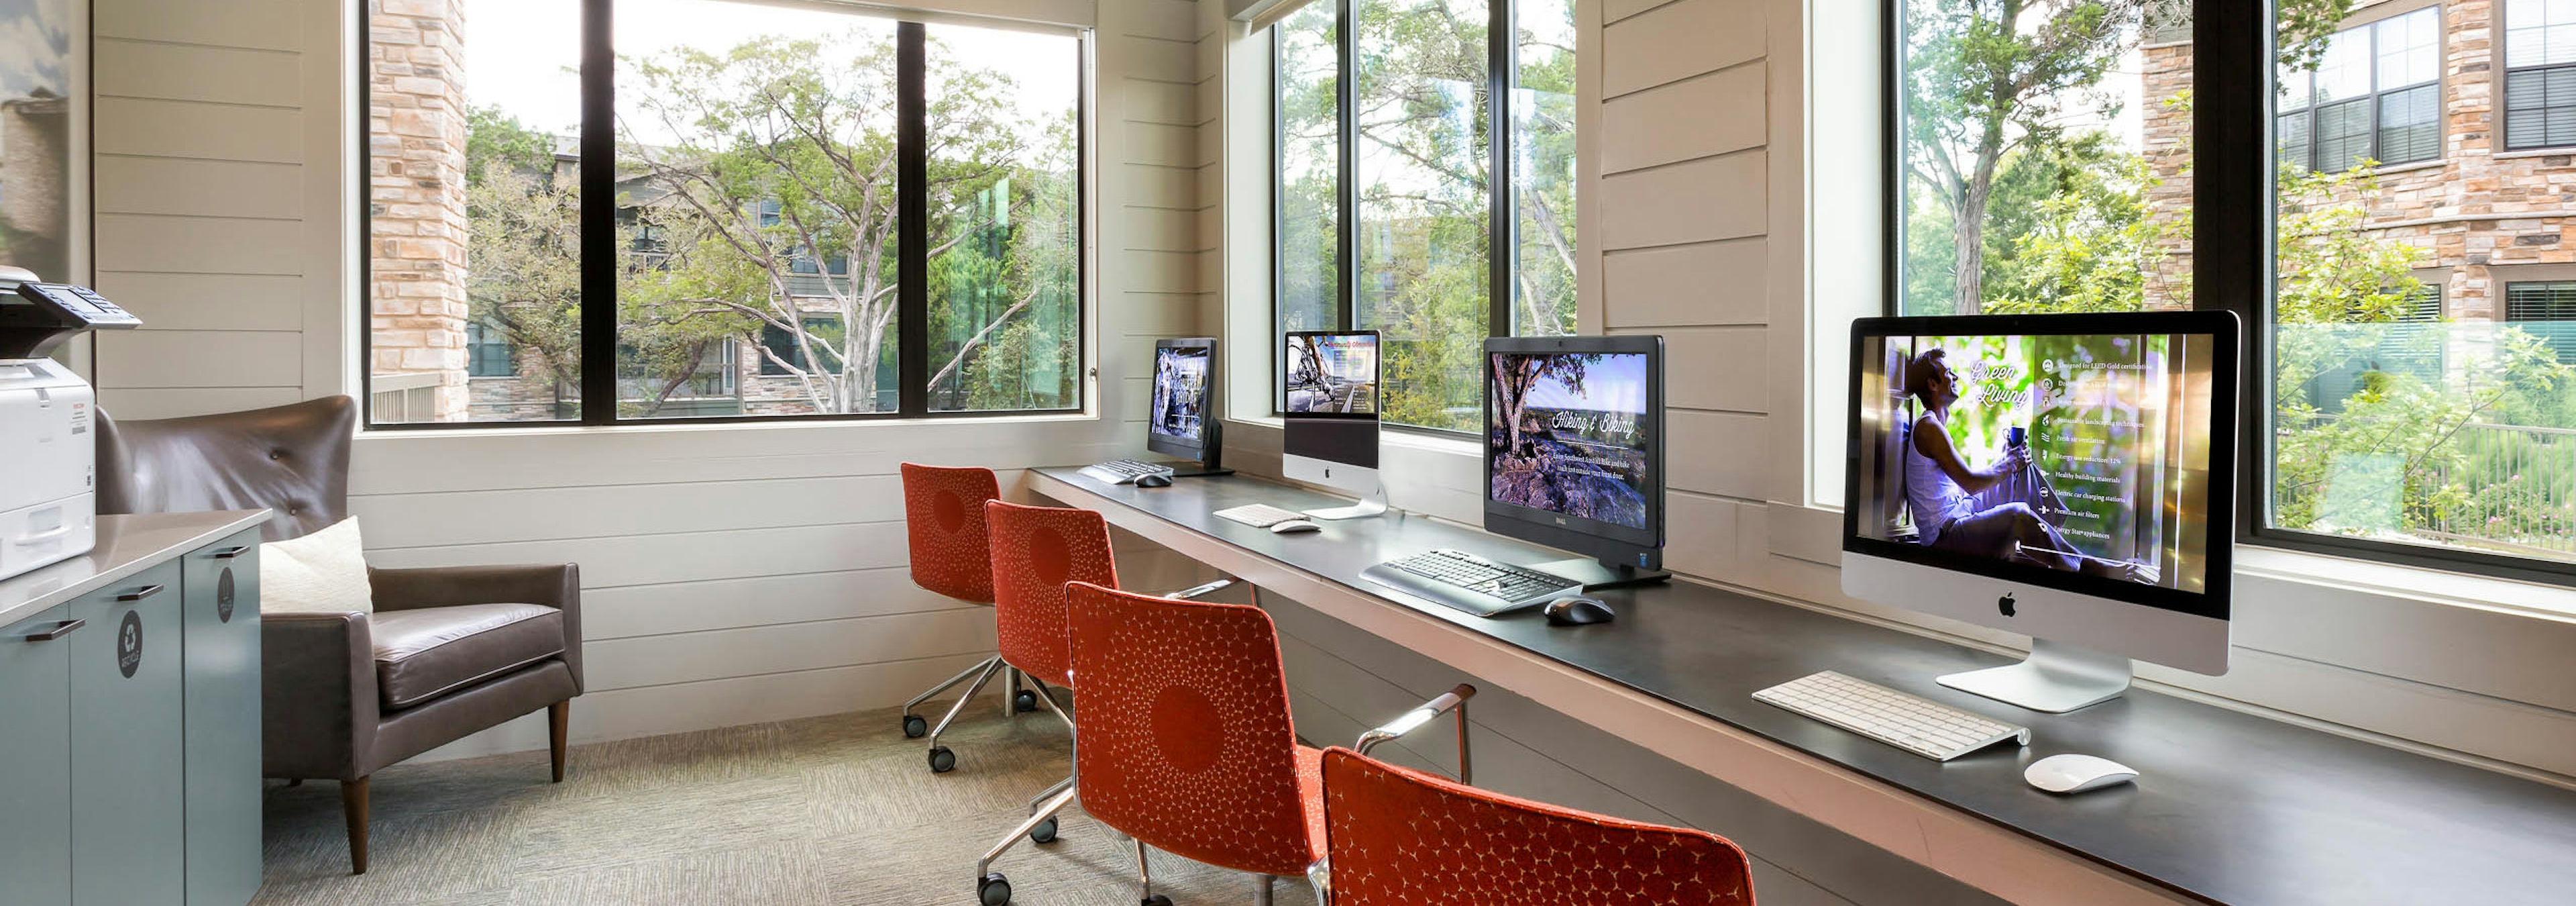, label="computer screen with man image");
[1851,330,2221,597]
